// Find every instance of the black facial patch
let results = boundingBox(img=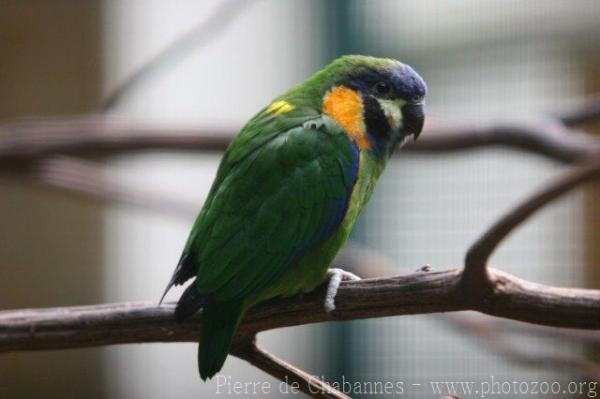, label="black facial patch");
[362,95,390,142]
